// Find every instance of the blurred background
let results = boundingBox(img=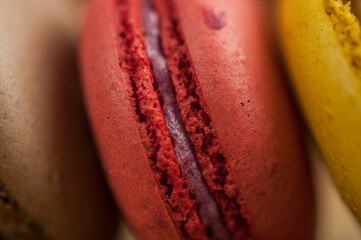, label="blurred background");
[0,0,360,239]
